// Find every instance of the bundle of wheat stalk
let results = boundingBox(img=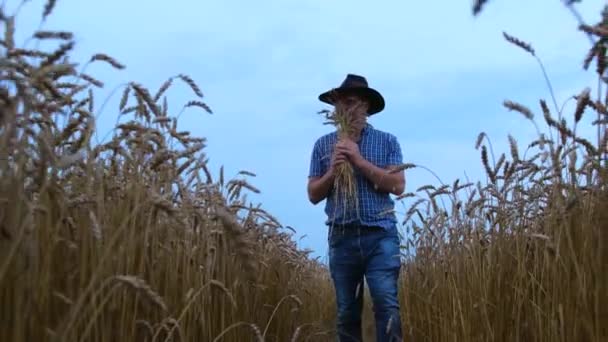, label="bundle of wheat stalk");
[321,93,367,218]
